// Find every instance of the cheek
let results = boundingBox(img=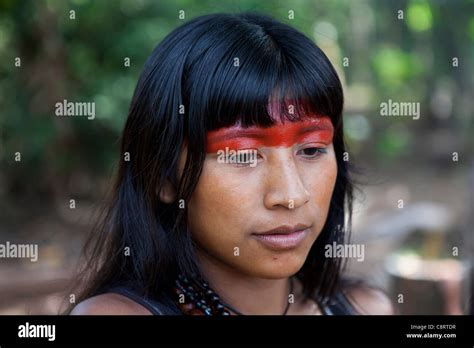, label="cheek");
[187,158,253,250]
[306,151,338,220]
